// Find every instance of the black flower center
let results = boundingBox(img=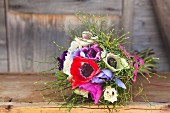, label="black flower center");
[81,63,94,78]
[107,58,117,68]
[91,49,97,58]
